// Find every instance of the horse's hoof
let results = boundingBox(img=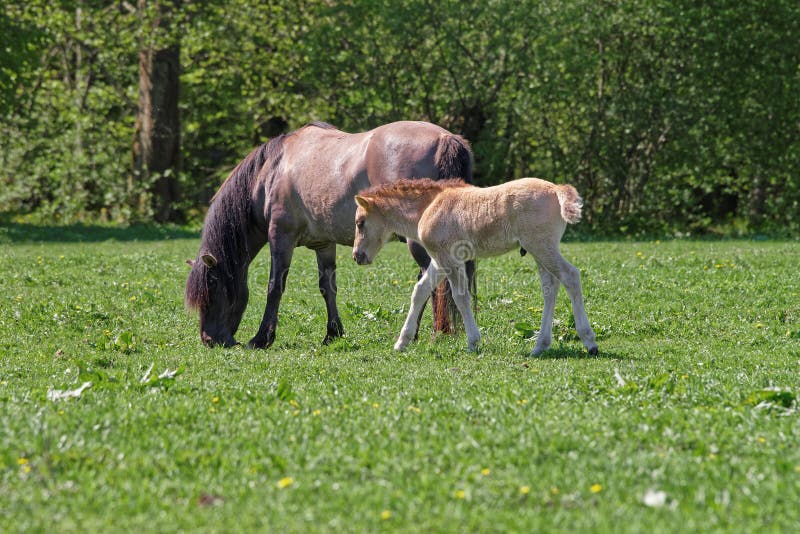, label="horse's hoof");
[247,336,273,350]
[588,345,599,356]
